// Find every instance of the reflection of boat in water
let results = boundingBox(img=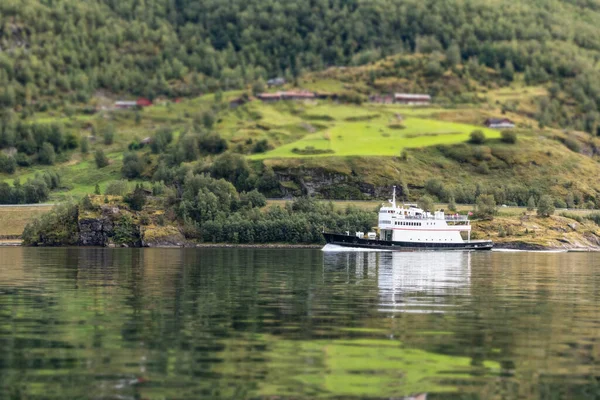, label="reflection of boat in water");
[323,251,472,314]
[323,187,492,252]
